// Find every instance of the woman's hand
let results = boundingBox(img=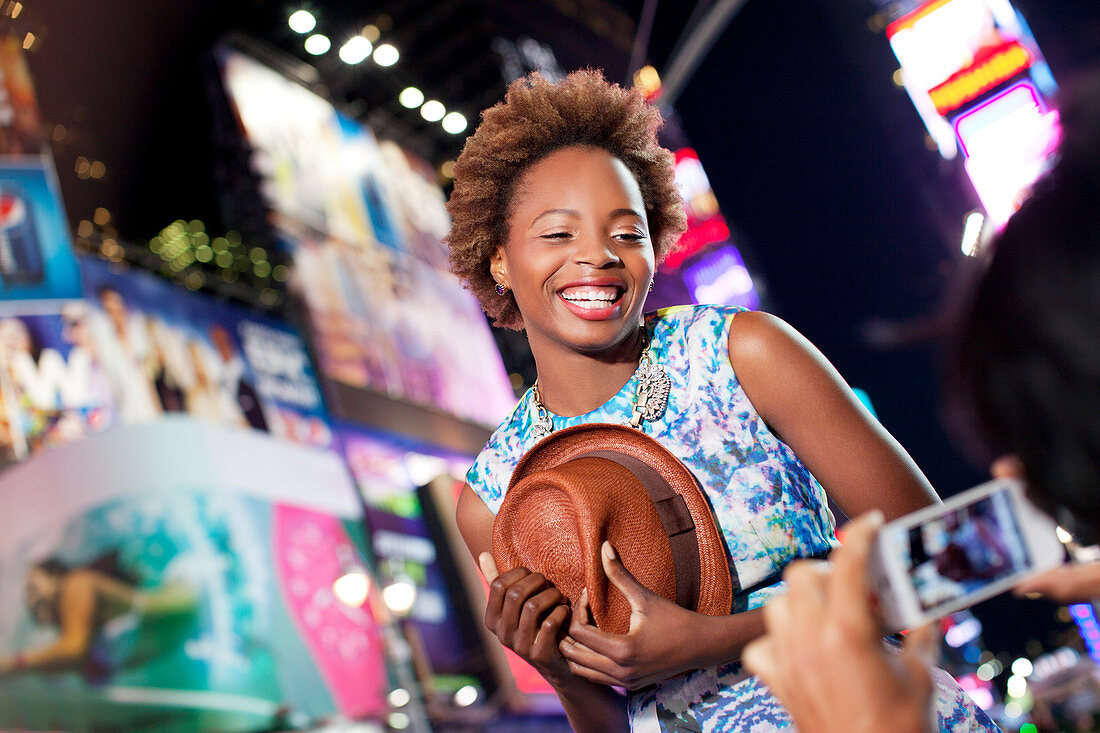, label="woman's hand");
[742,512,936,733]
[559,541,712,689]
[478,553,573,686]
